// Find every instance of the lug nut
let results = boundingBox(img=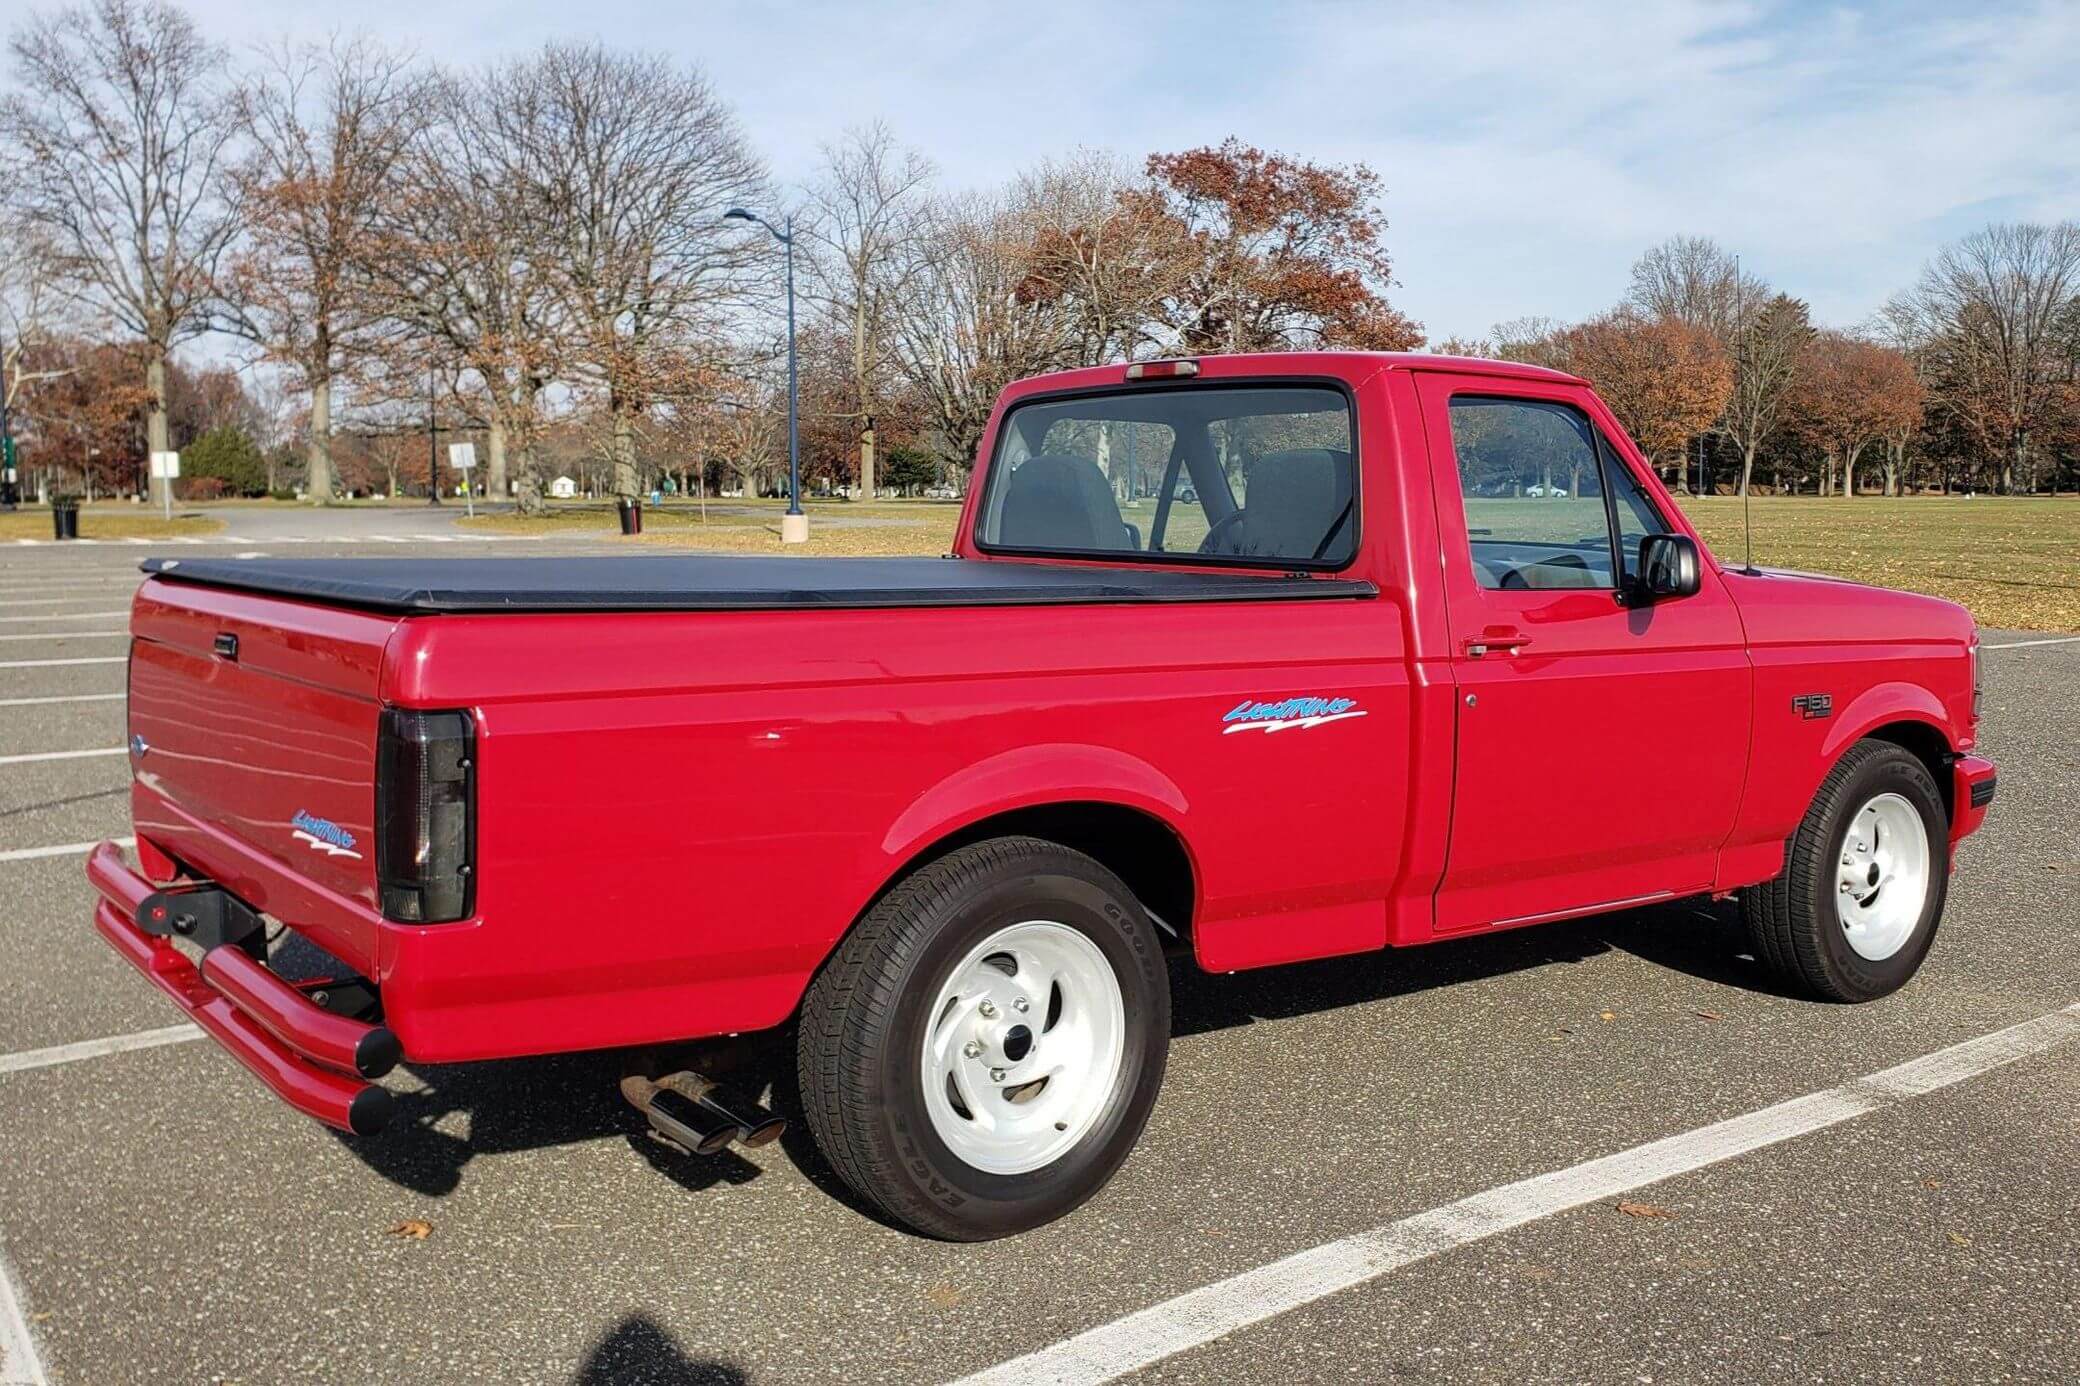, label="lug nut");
[978,1000,997,1018]
[963,1040,983,1059]
[990,1067,1006,1083]
[1012,996,1030,1013]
